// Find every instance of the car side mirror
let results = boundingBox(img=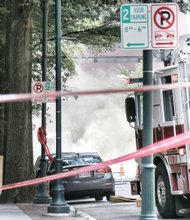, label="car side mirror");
[125,97,136,123]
